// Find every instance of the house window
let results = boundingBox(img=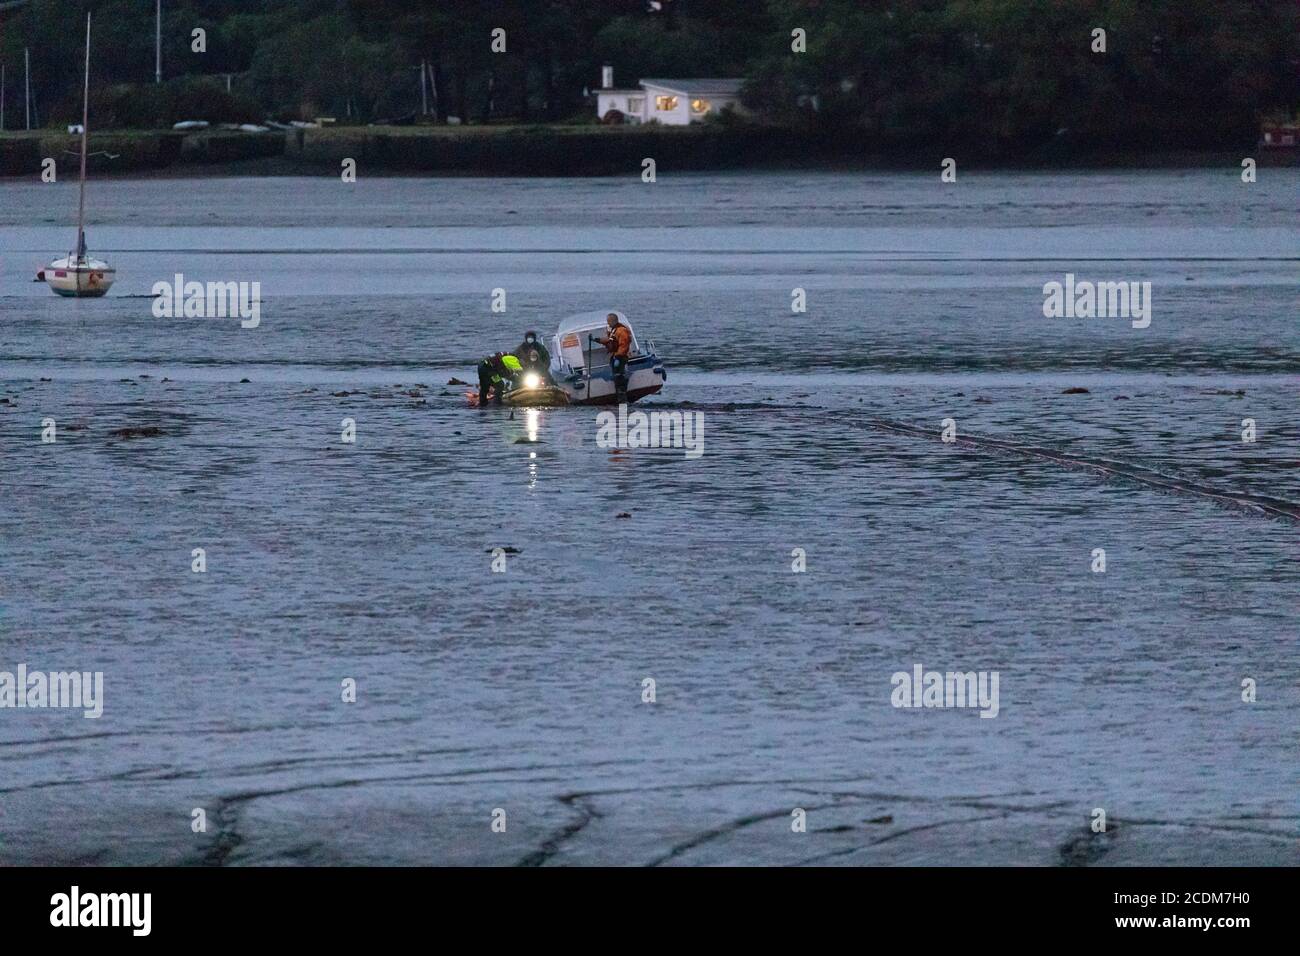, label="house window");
[691,98,711,114]
[655,95,678,111]
[627,97,643,113]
